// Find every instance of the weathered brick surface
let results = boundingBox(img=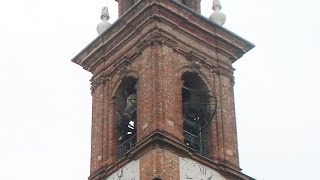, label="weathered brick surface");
[135,44,185,142]
[140,147,180,180]
[219,75,240,167]
[90,84,104,173]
